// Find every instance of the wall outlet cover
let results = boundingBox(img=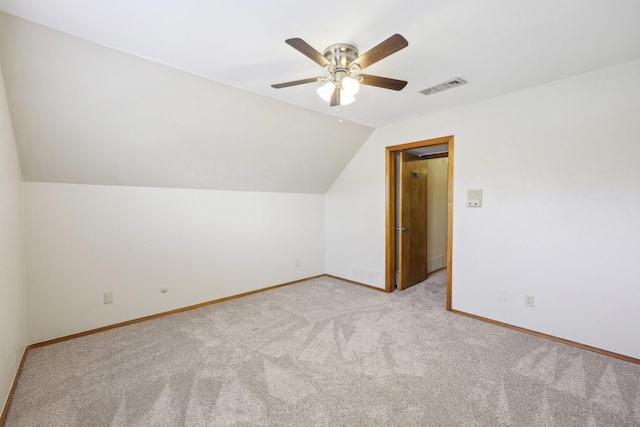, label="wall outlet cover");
[524,295,534,307]
[103,292,113,304]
